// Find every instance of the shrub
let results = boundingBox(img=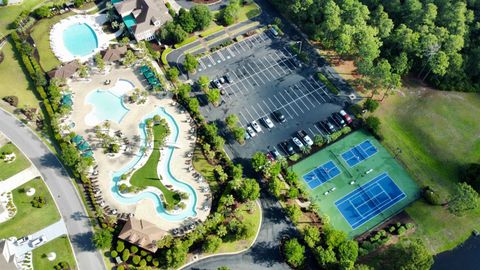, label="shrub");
[363,98,380,112]
[31,196,46,208]
[140,250,148,256]
[397,226,407,235]
[110,250,118,258]
[388,225,396,233]
[116,241,125,252]
[122,249,130,261]
[130,245,138,254]
[406,223,415,230]
[365,116,382,139]
[423,187,443,205]
[3,96,19,107]
[117,266,124,270]
[132,255,141,265]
